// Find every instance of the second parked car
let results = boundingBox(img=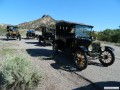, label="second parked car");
[26,29,36,39]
